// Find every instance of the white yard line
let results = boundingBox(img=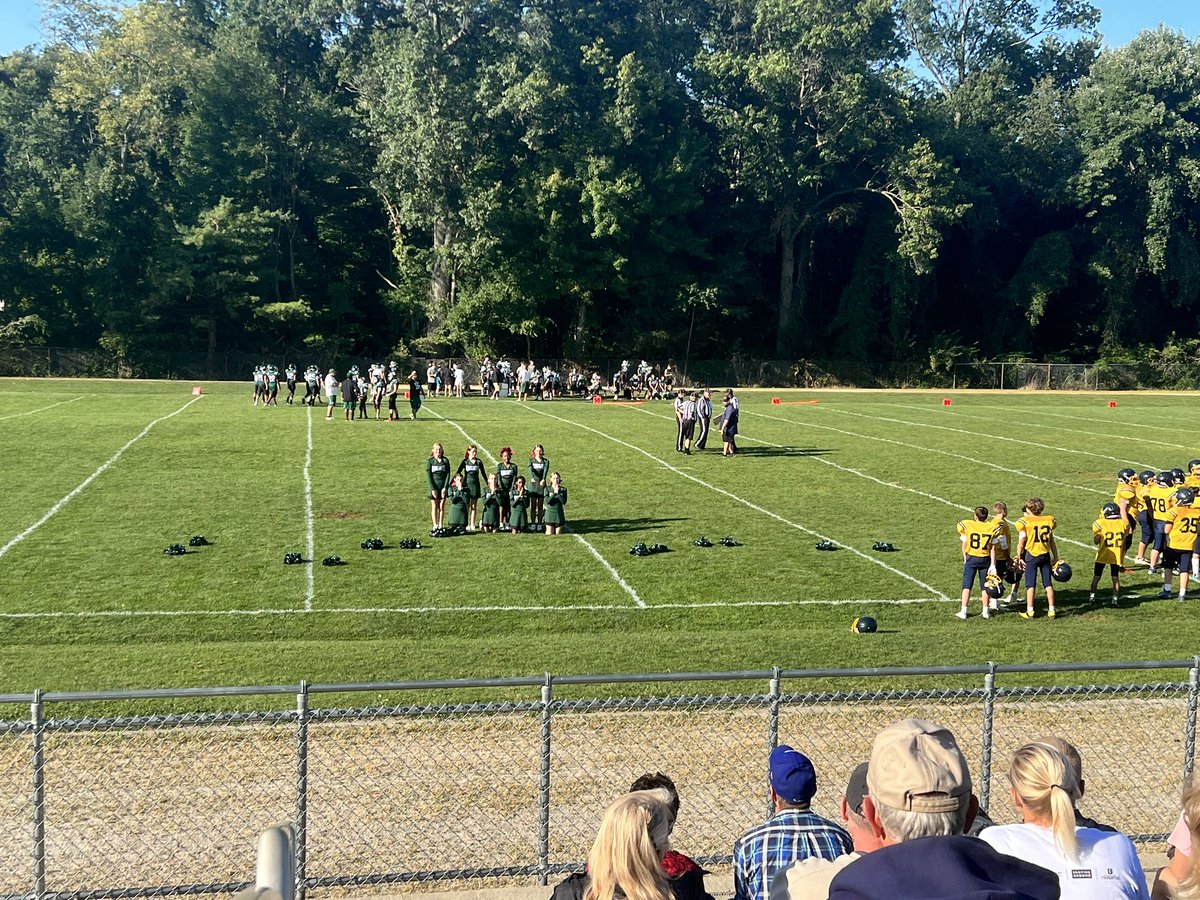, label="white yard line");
[0,395,205,561]
[630,406,1092,553]
[0,396,86,421]
[0,597,953,620]
[745,409,1109,496]
[304,405,315,611]
[425,403,645,607]
[681,412,1094,554]
[519,403,951,600]
[818,405,1143,467]
[892,403,1163,466]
